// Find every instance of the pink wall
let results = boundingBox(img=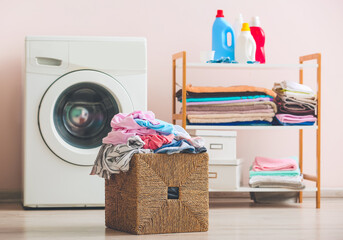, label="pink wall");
[0,0,342,191]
